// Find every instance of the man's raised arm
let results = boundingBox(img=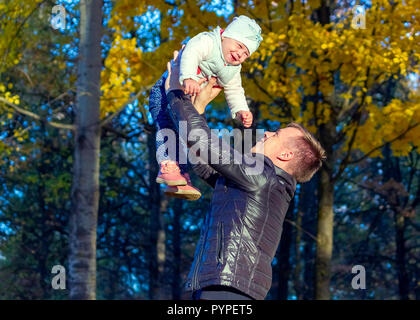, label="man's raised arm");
[165,52,265,190]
